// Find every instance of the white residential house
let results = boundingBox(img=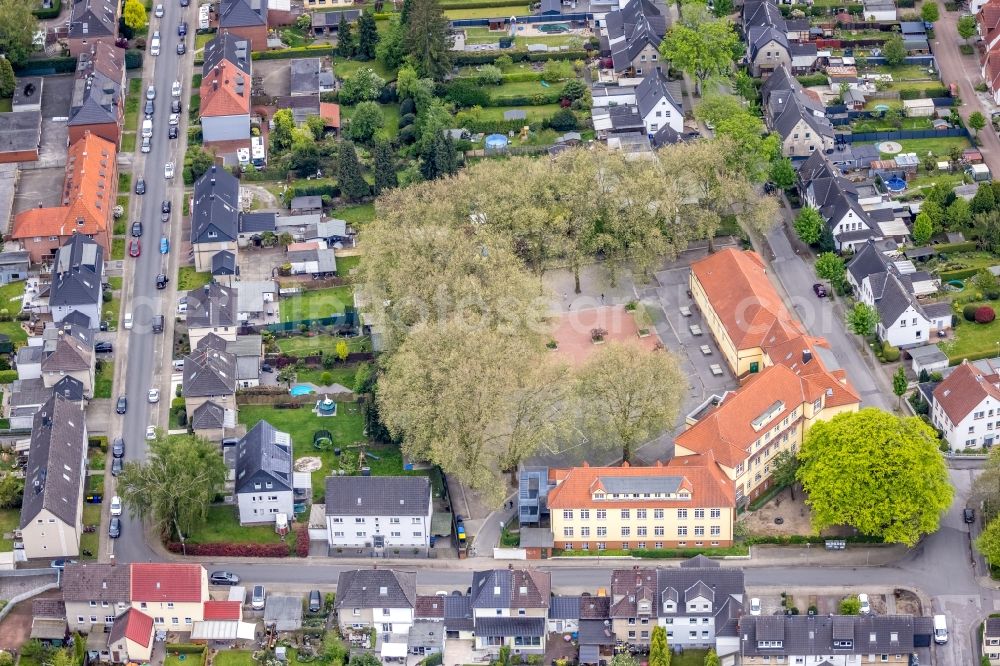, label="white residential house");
[863,271,932,349]
[324,476,432,554]
[335,568,417,662]
[634,71,683,135]
[931,360,1000,451]
[234,420,294,525]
